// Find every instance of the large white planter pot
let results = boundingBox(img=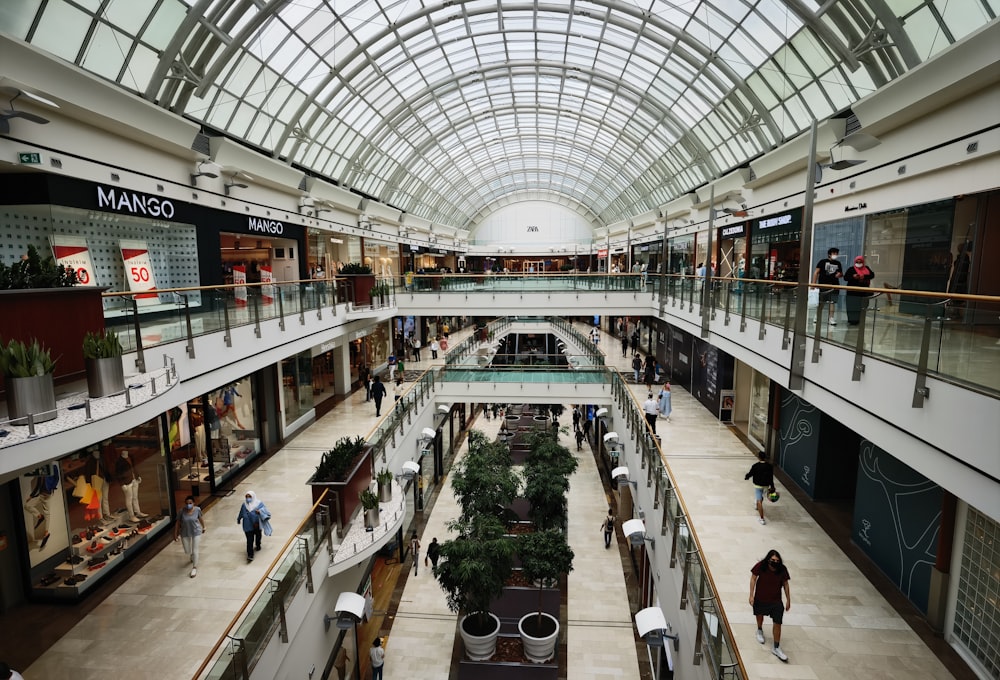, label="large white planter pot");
[460,612,501,661]
[7,374,57,425]
[518,612,559,663]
